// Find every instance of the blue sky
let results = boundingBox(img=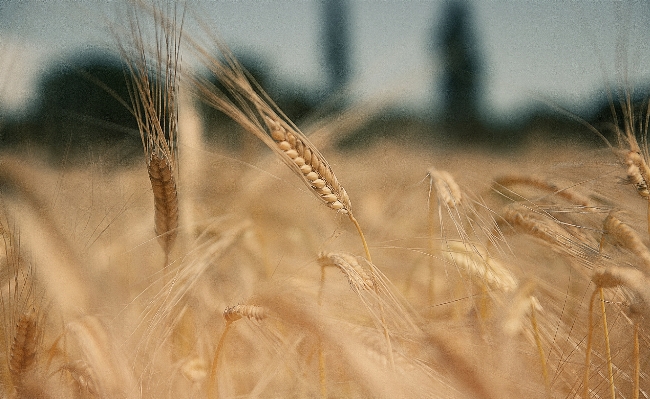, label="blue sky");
[1,1,649,121]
